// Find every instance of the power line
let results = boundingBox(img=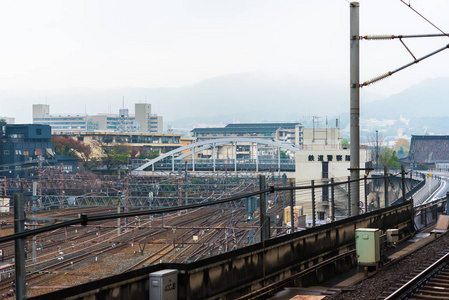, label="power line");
[400,0,449,39]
